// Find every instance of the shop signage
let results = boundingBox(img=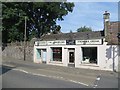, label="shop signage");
[66,40,75,45]
[35,41,39,46]
[35,40,66,46]
[35,41,47,46]
[76,39,102,45]
[35,39,102,46]
[47,40,66,45]
[38,41,47,45]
